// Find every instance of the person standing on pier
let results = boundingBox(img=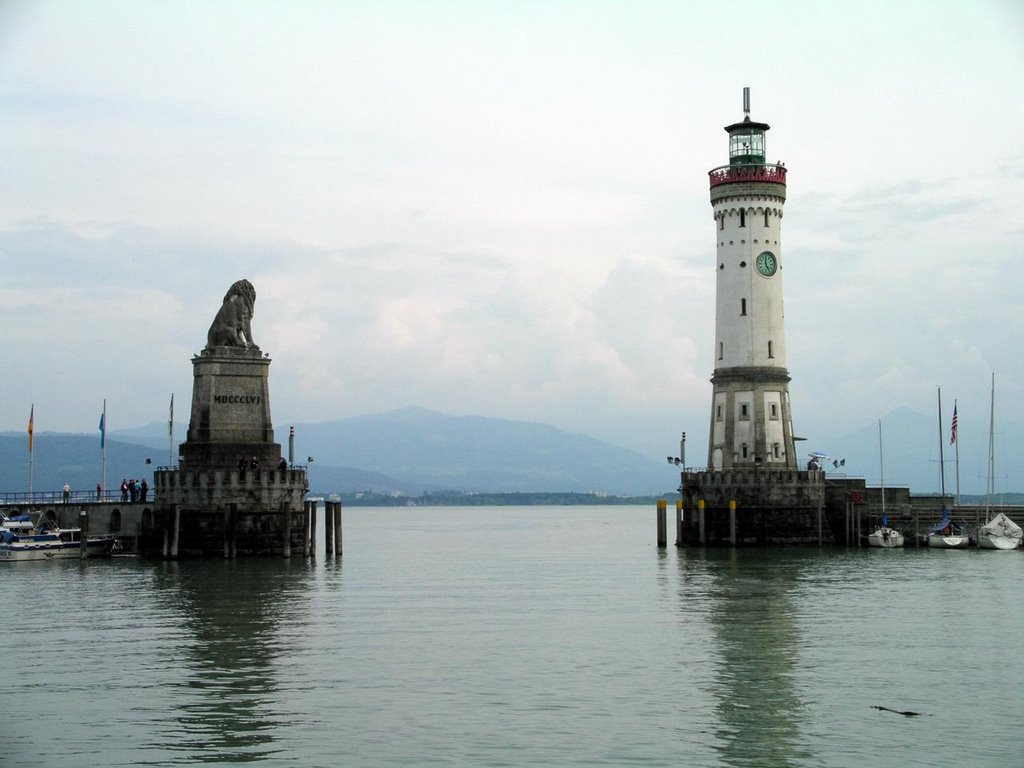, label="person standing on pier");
[63,482,71,504]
